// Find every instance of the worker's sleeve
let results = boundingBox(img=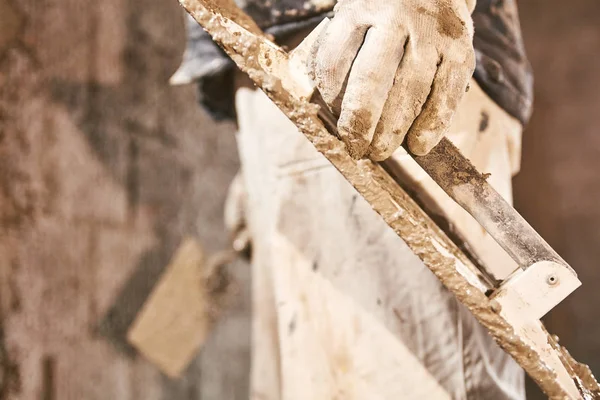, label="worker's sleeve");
[471,0,533,125]
[169,15,236,120]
